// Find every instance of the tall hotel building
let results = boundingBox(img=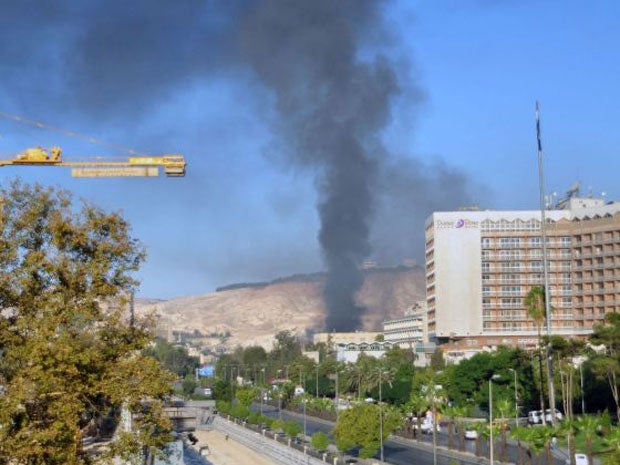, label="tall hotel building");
[425,196,620,352]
